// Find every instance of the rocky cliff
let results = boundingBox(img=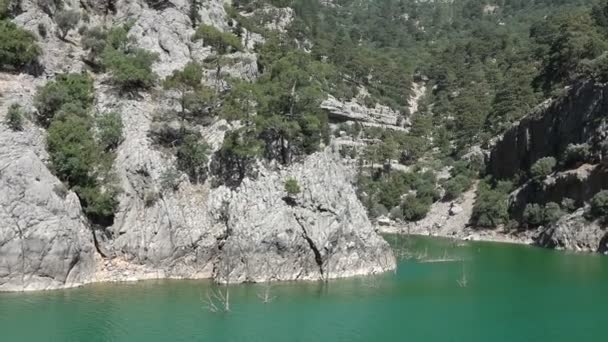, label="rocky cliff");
[489,81,608,180]
[488,81,608,253]
[0,0,395,291]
